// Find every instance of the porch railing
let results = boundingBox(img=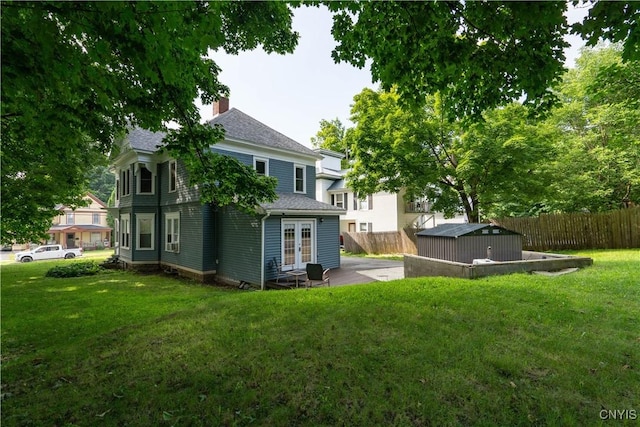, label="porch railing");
[405,200,431,213]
